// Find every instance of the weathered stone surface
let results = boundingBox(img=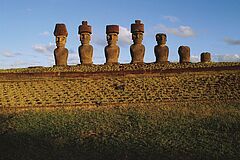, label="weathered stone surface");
[54,23,68,66]
[130,20,145,64]
[201,52,211,63]
[0,69,239,108]
[78,21,93,65]
[178,46,190,63]
[154,33,169,63]
[131,20,144,33]
[106,25,119,34]
[54,23,68,36]
[105,25,120,64]
[78,21,92,34]
[54,47,68,66]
